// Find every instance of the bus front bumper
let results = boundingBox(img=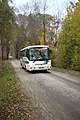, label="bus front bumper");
[28,65,51,71]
